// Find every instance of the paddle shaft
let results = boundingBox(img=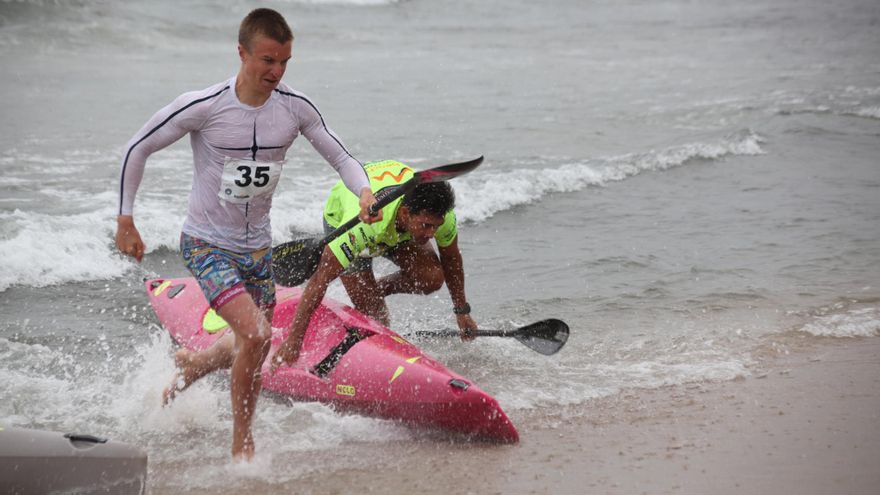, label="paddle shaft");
[413,329,518,338]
